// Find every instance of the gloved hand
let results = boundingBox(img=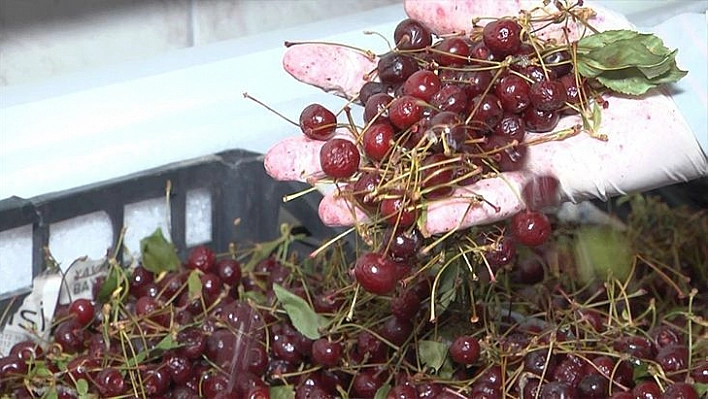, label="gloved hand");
[264,0,708,236]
